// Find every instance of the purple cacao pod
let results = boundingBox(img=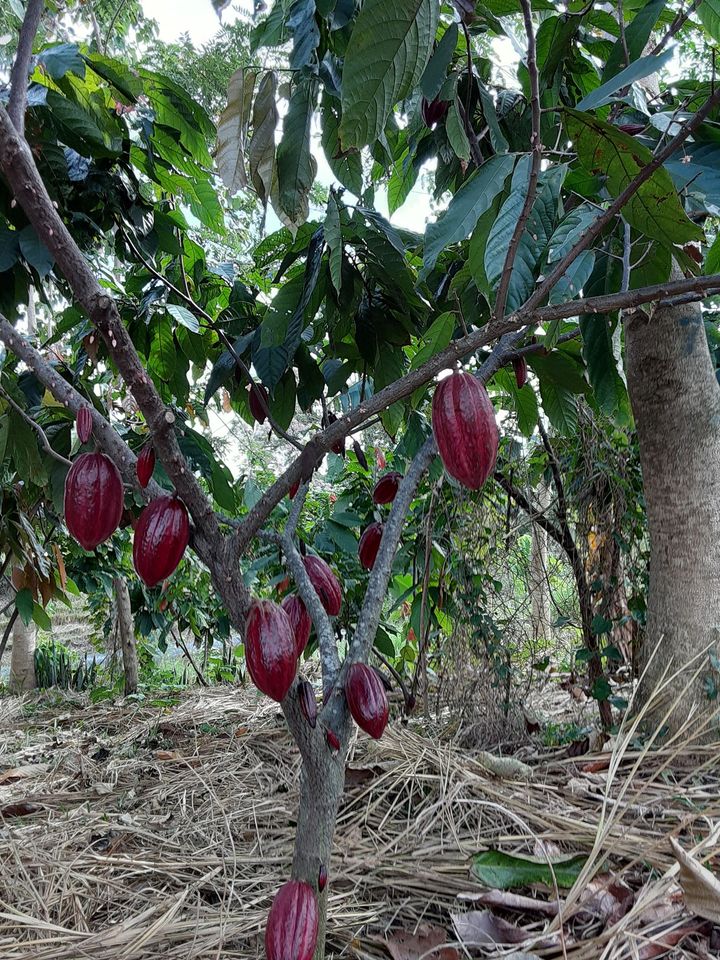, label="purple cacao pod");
[249,383,269,424]
[325,728,341,751]
[64,452,124,550]
[297,679,317,728]
[318,865,327,892]
[289,479,300,499]
[431,371,498,490]
[512,356,528,389]
[281,594,312,656]
[358,521,384,570]
[136,444,155,489]
[372,471,402,504]
[265,880,318,960]
[76,405,93,444]
[421,96,449,128]
[132,496,189,587]
[245,600,297,702]
[302,555,342,616]
[345,662,389,739]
